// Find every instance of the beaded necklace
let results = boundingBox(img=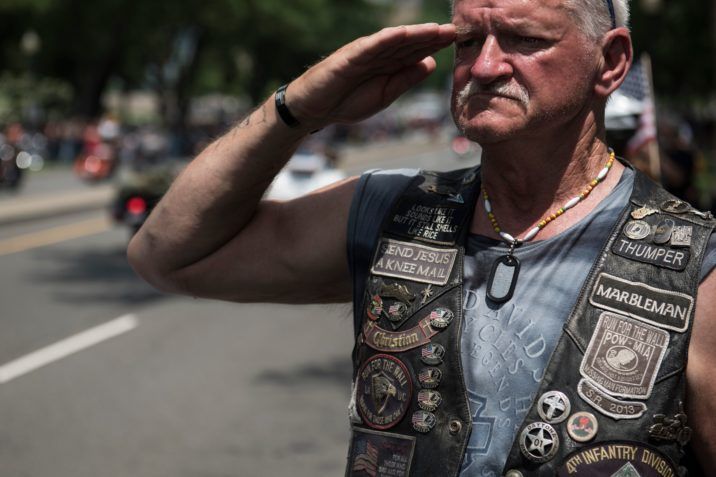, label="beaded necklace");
[481,149,616,303]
